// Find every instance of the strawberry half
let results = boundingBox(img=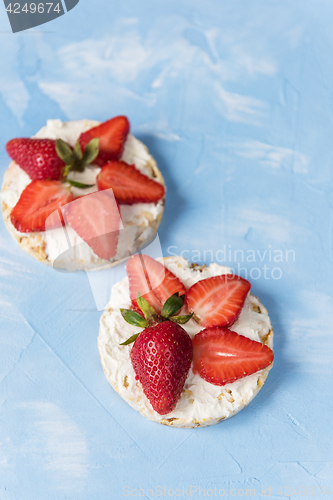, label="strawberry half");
[192,327,274,386]
[10,180,73,233]
[186,274,251,328]
[6,138,65,181]
[126,254,186,314]
[79,116,130,167]
[63,189,121,260]
[97,160,165,204]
